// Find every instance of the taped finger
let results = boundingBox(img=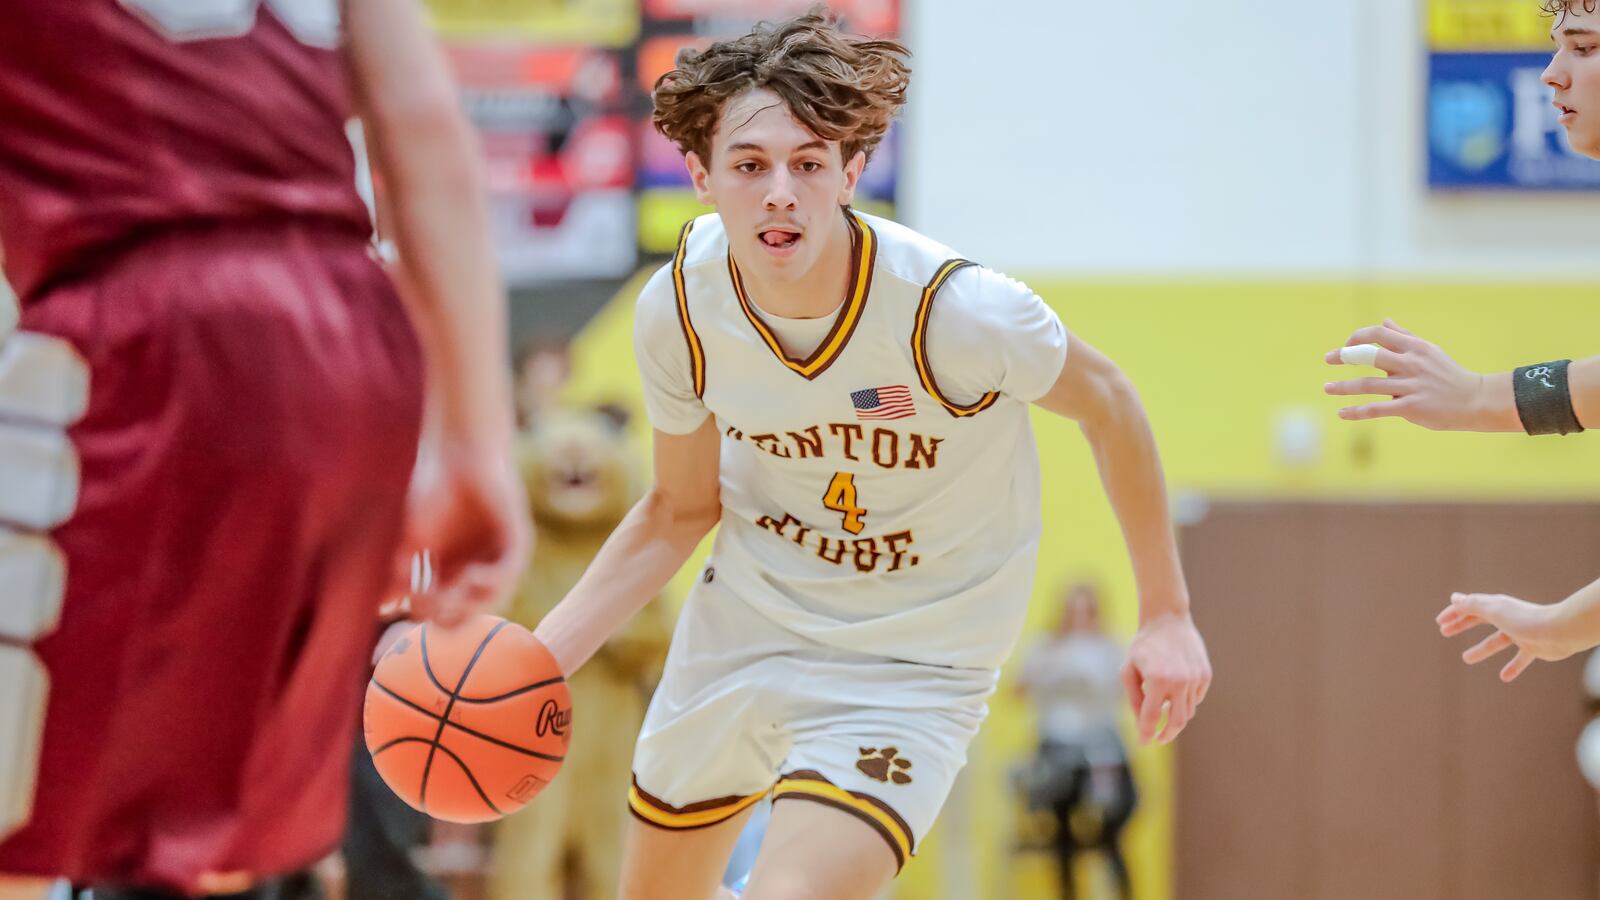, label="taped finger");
[1339,343,1381,367]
